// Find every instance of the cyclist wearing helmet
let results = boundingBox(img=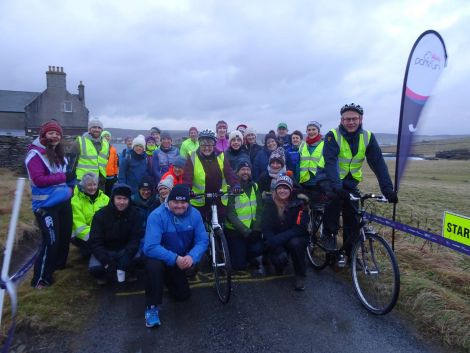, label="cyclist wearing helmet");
[319,103,397,259]
[183,129,241,221]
